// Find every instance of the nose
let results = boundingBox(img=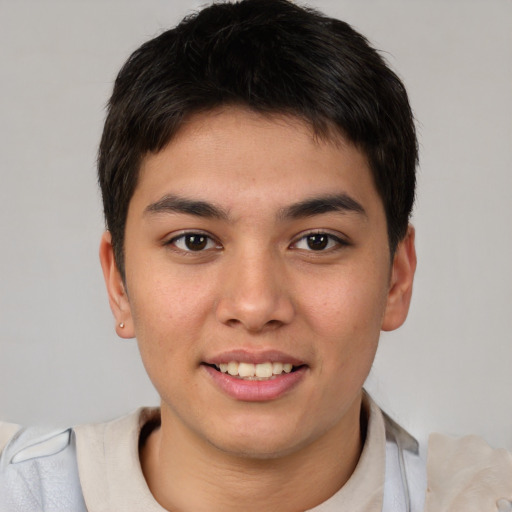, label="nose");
[215,248,295,332]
